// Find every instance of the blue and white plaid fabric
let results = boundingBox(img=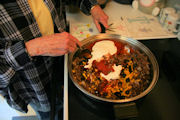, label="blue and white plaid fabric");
[0,0,97,112]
